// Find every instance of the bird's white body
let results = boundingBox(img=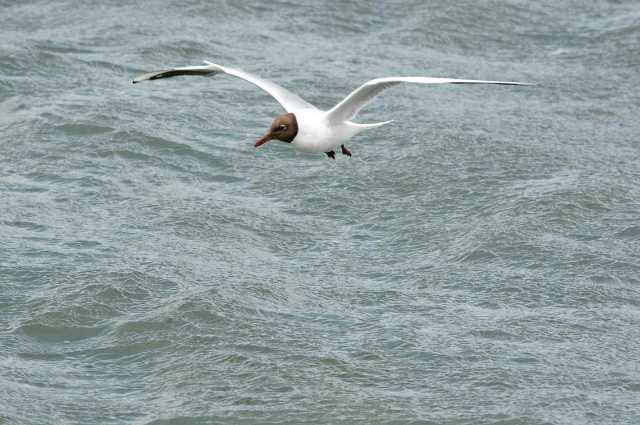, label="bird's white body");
[132,61,531,157]
[290,108,376,153]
